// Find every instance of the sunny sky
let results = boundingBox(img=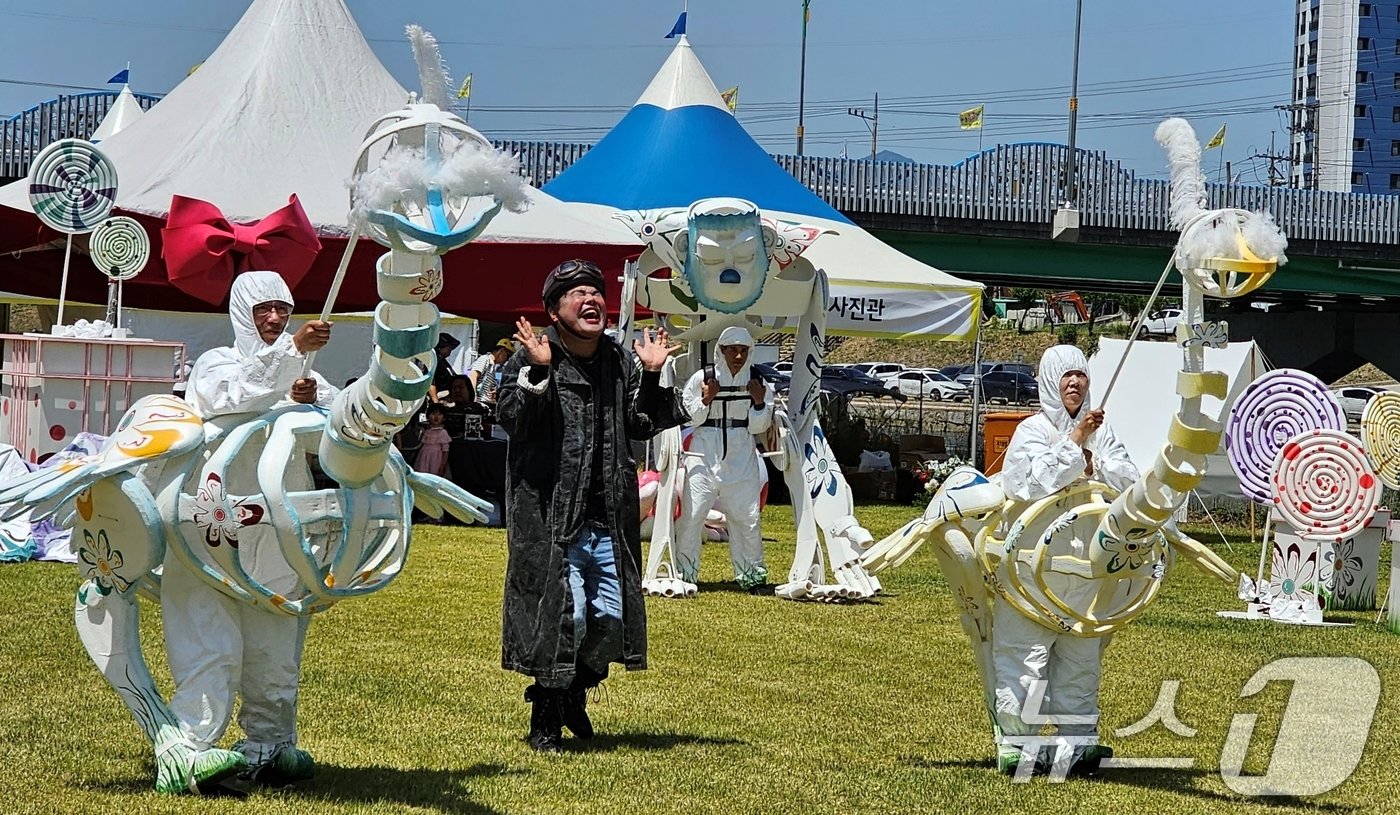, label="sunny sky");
[0,1,1293,181]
